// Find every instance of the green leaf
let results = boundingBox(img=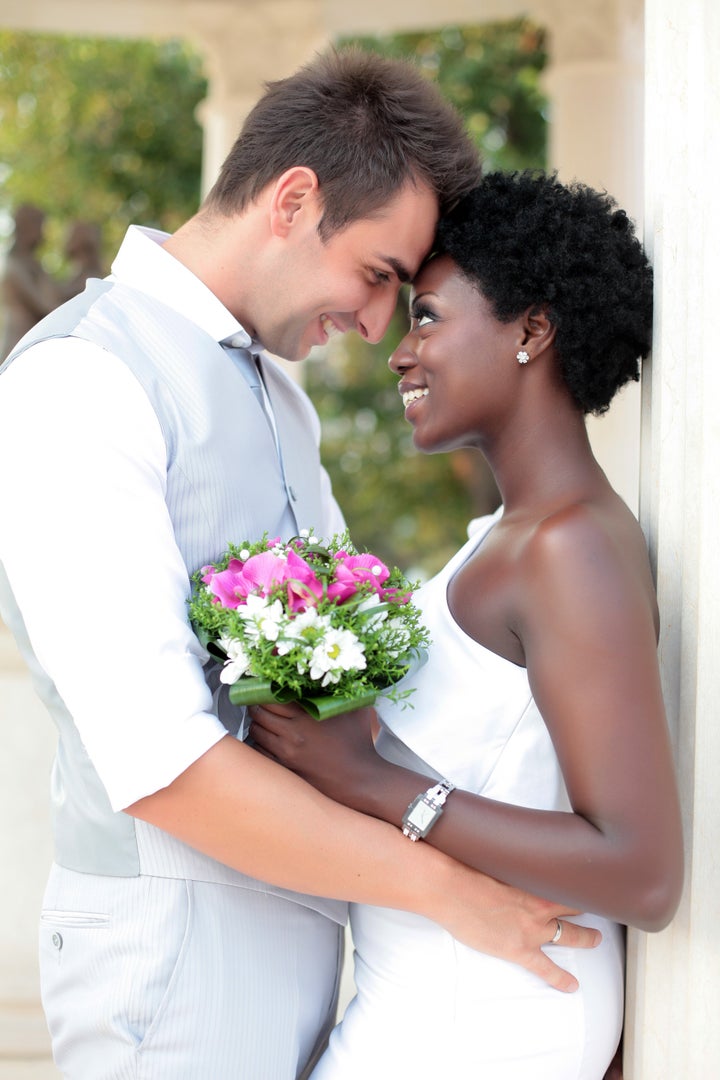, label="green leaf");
[227,677,379,721]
